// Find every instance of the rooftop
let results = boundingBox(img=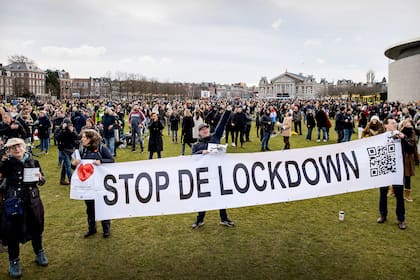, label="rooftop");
[384,37,420,60]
